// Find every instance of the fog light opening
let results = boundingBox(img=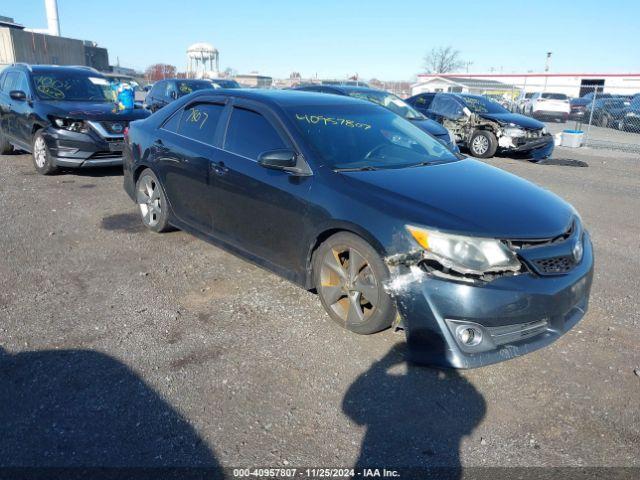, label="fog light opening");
[457,326,483,347]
